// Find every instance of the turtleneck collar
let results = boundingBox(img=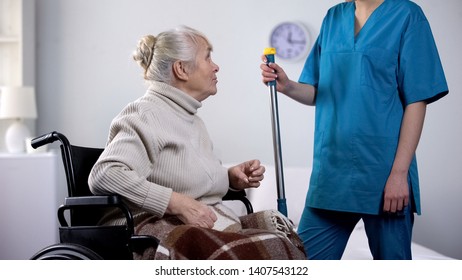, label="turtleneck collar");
[147,81,202,115]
